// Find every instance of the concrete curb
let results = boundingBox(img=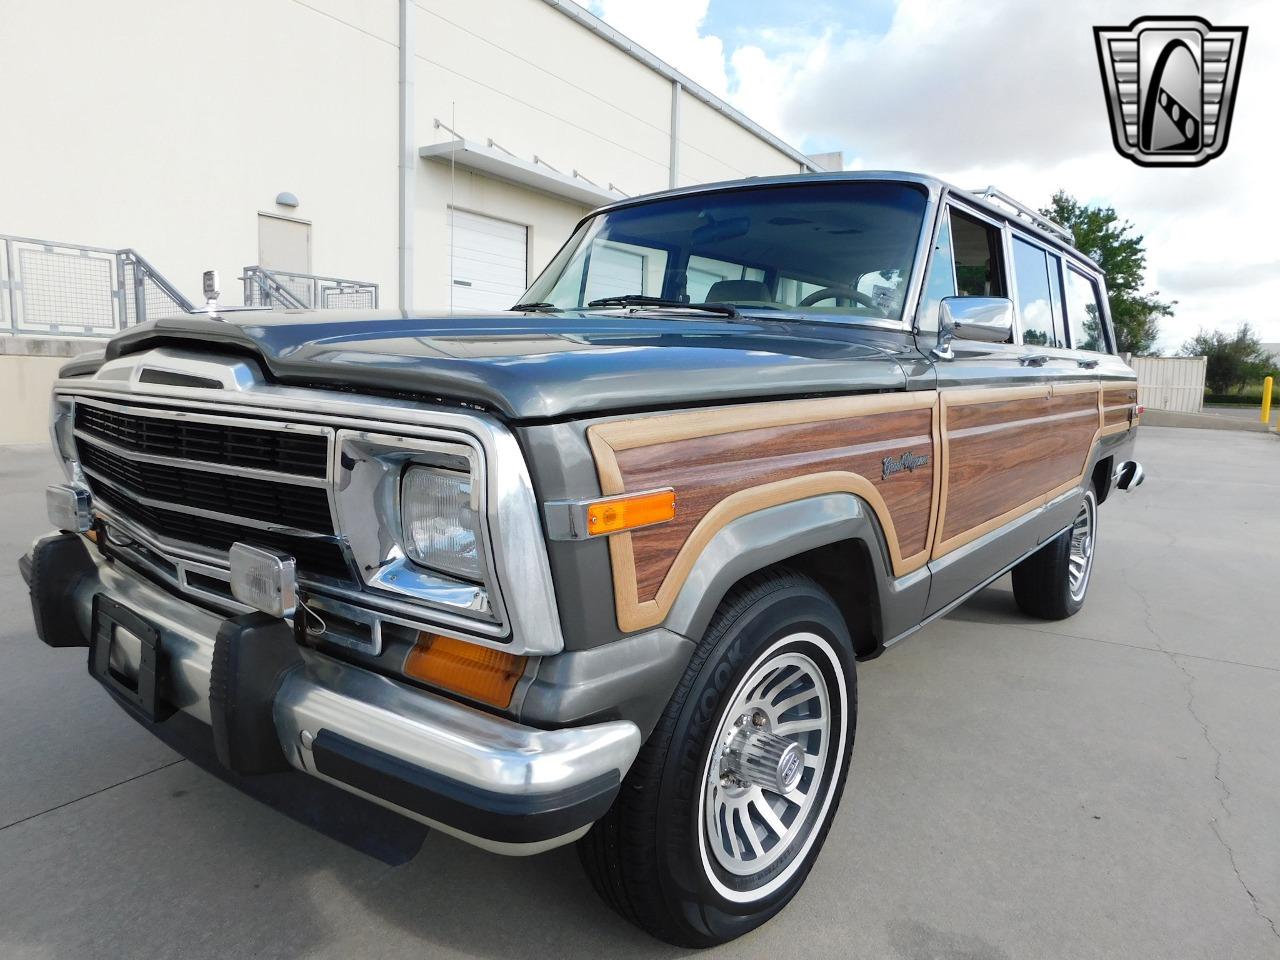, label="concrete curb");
[1141,408,1275,432]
